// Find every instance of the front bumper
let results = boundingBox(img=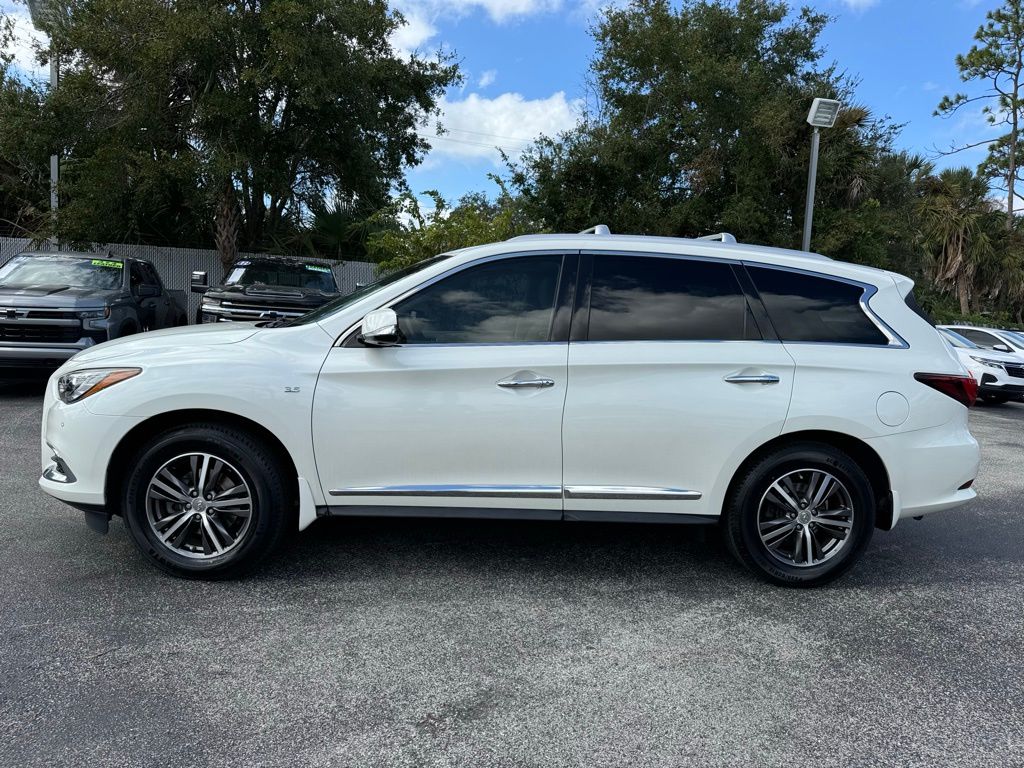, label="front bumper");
[0,342,93,372]
[38,377,140,509]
